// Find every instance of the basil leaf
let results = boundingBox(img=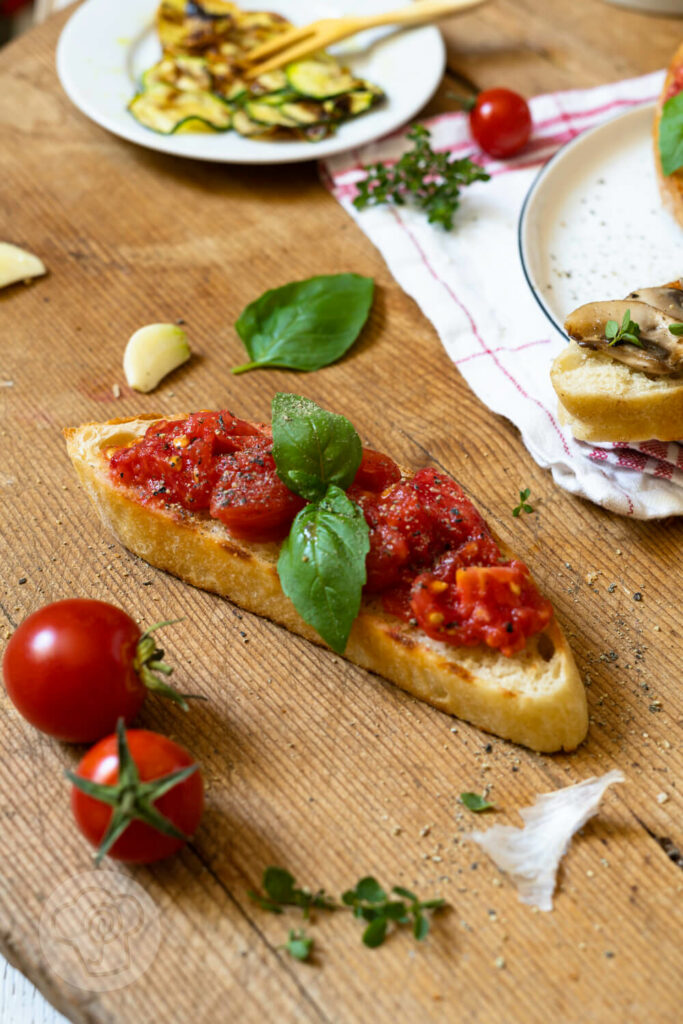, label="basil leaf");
[669,323,683,336]
[232,273,374,374]
[659,91,683,176]
[277,484,370,654]
[271,393,362,502]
